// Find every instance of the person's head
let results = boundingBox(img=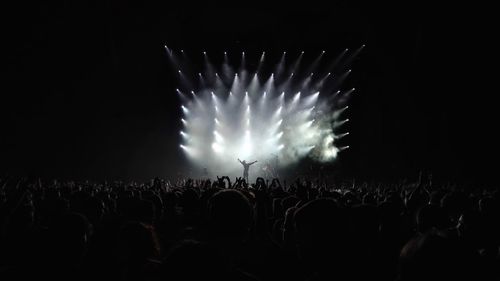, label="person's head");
[51,212,91,265]
[242,160,247,165]
[416,204,448,233]
[294,199,350,269]
[398,229,474,281]
[208,189,253,240]
[117,222,160,264]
